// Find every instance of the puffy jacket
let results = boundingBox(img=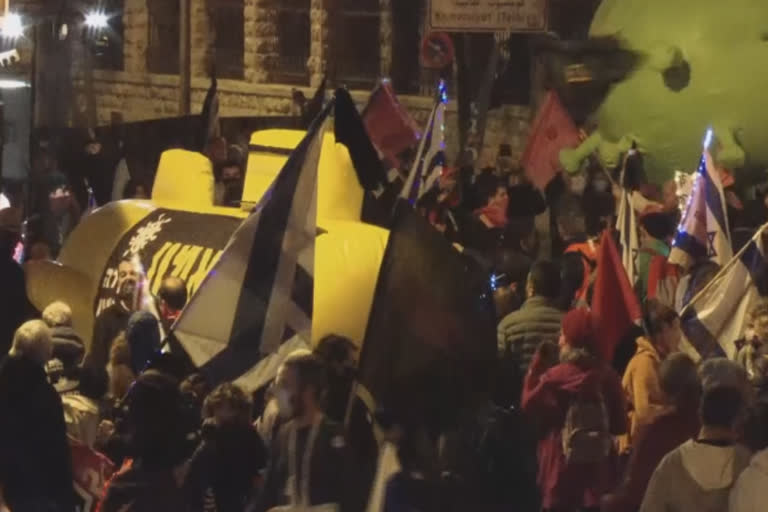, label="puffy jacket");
[620,337,666,453]
[522,354,627,509]
[497,296,563,376]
